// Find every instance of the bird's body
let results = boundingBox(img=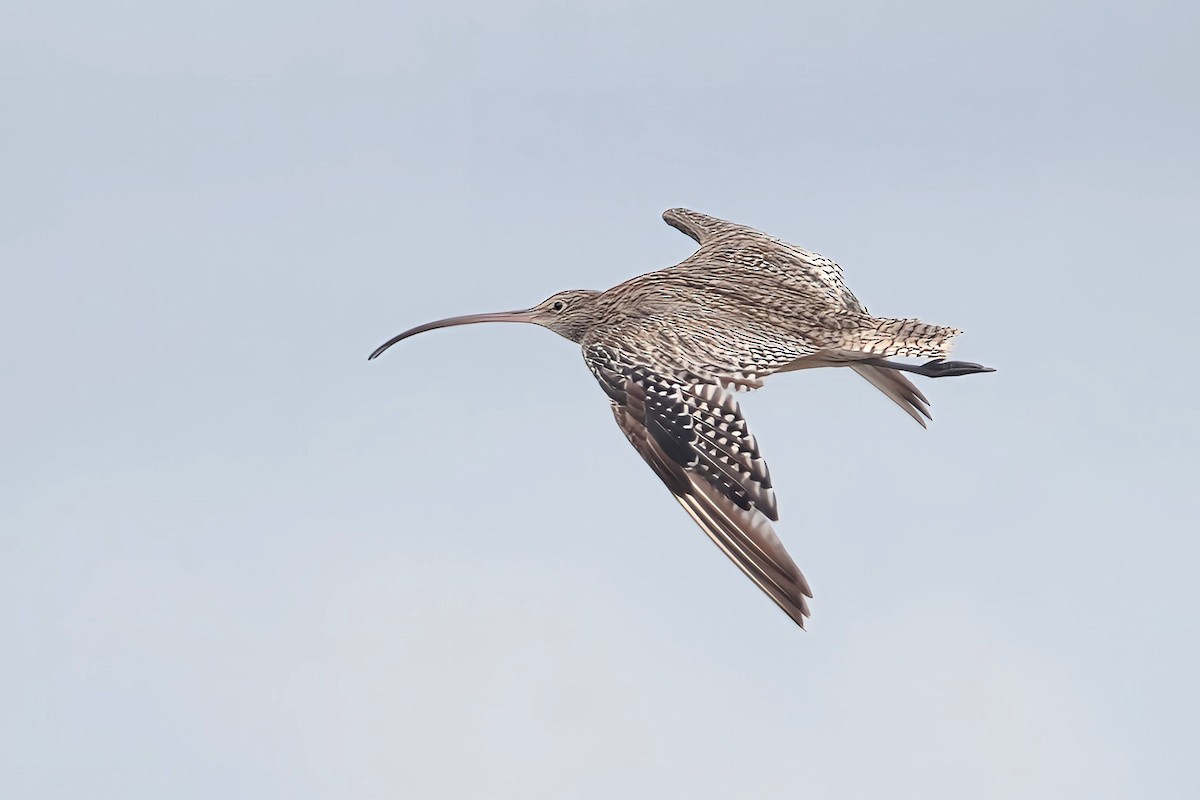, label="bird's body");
[370,208,993,628]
